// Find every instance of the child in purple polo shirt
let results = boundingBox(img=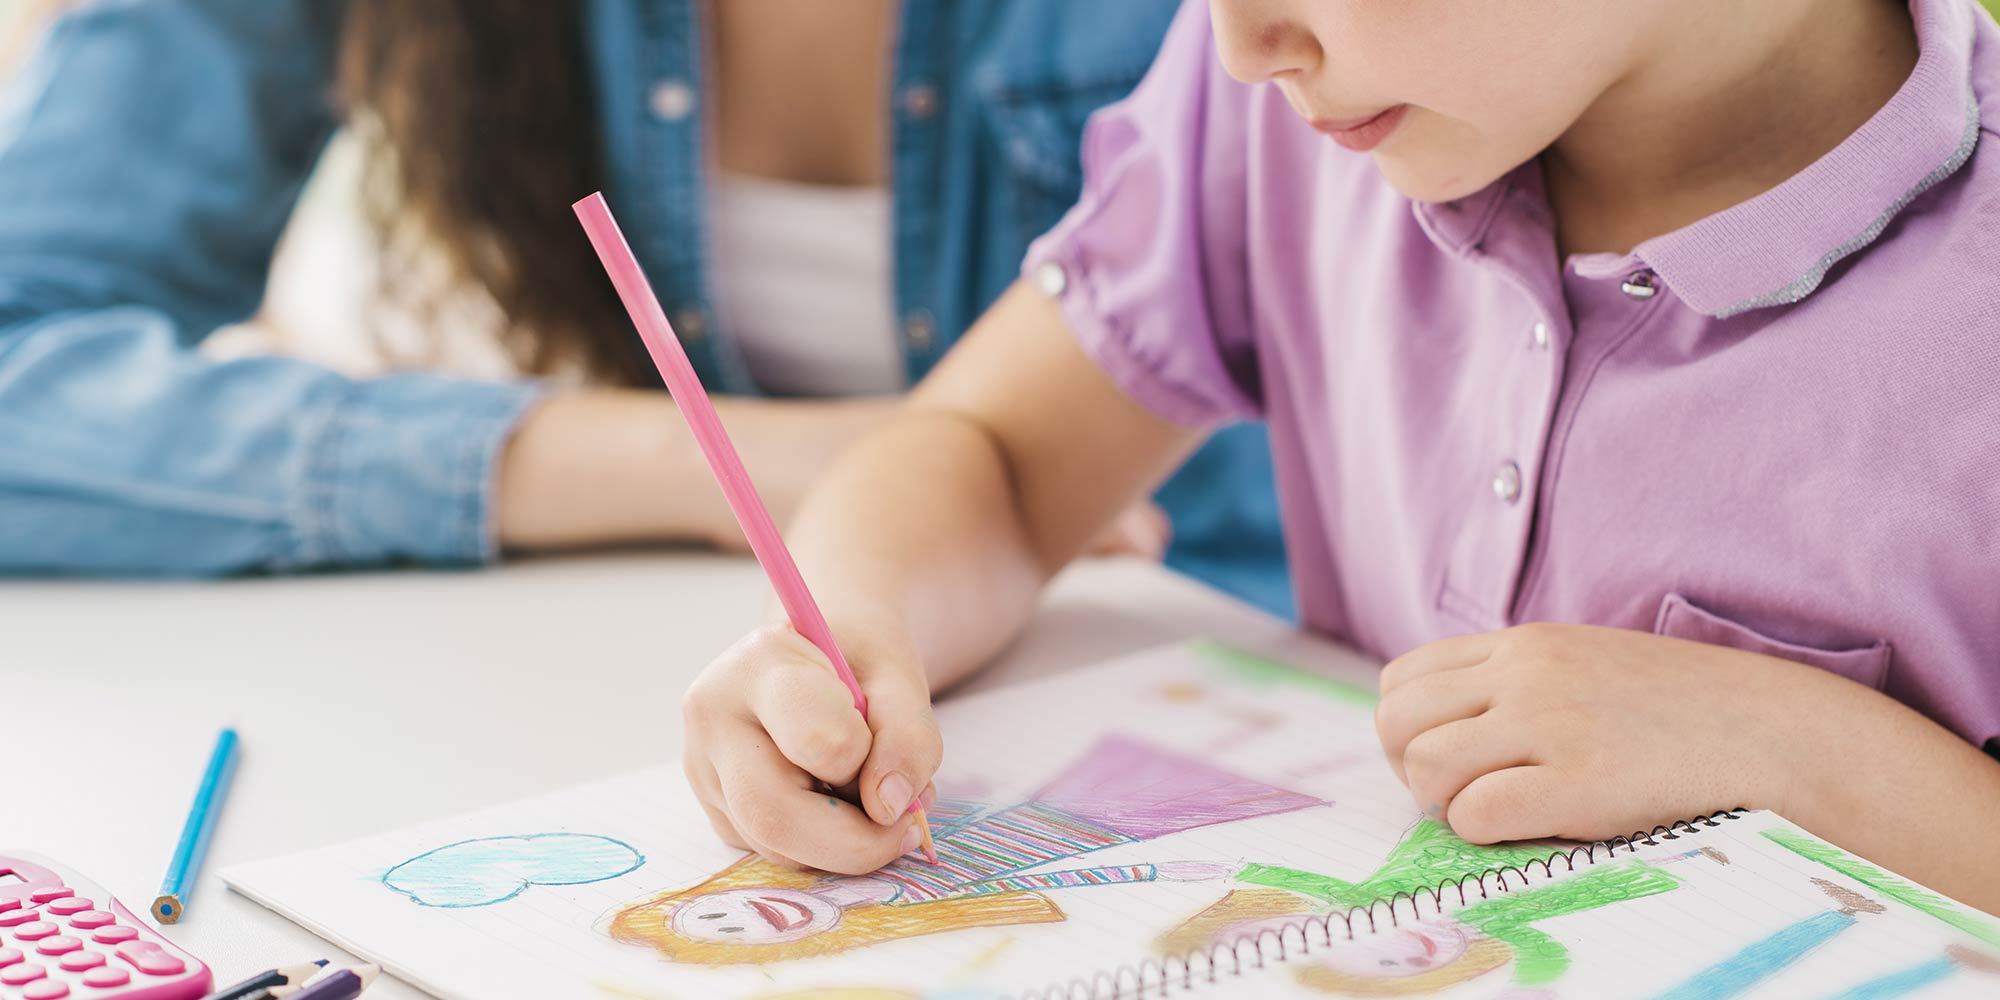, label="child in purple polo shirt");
[680,0,2000,912]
